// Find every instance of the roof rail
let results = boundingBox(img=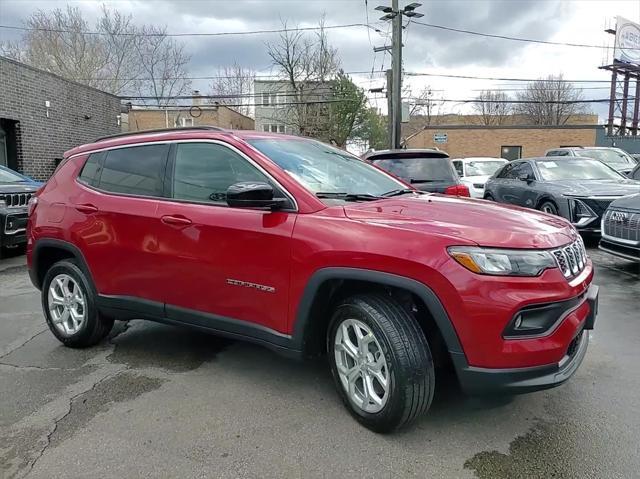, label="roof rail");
[94,126,226,142]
